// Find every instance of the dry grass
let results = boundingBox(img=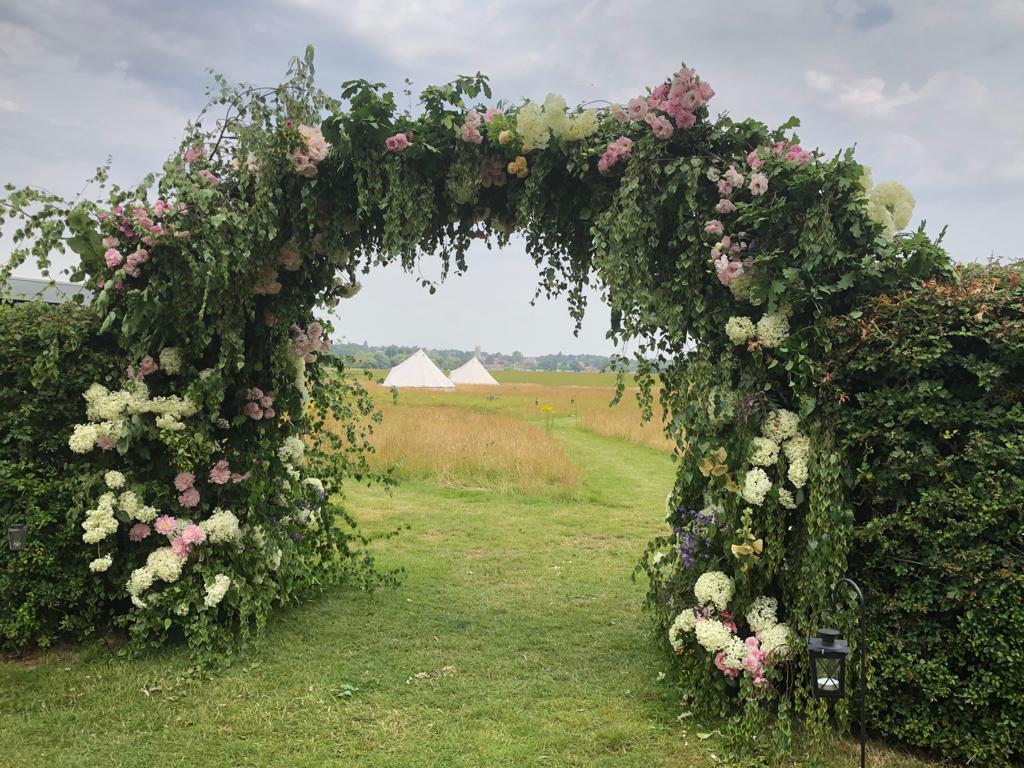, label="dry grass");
[365,402,580,493]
